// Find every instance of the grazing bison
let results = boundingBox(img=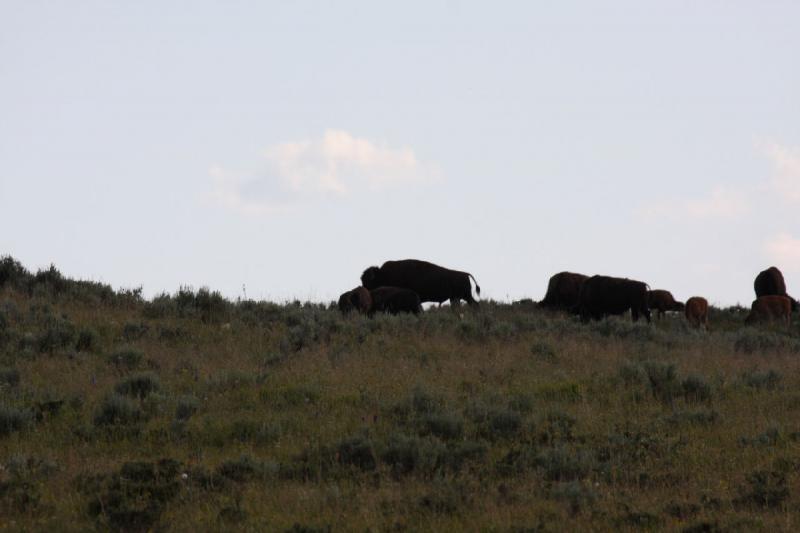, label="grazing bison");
[754,266,798,312]
[647,290,685,319]
[368,287,422,315]
[539,272,588,311]
[745,295,792,327]
[684,297,709,329]
[337,286,372,314]
[577,275,651,323]
[361,259,480,306]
